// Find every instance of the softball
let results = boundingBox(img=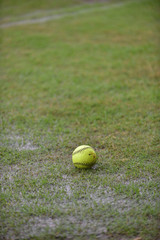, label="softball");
[72,145,97,169]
